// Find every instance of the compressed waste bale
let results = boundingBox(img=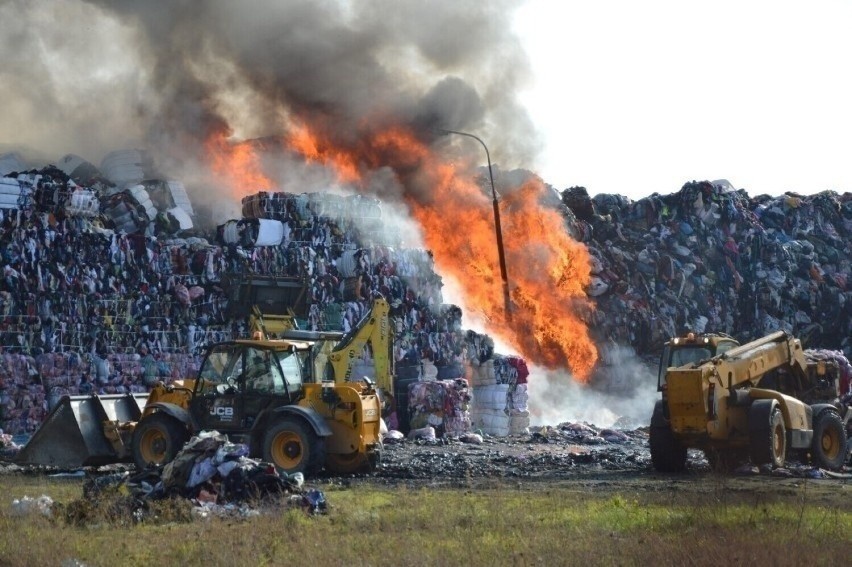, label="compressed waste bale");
[100,149,149,187]
[408,379,471,436]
